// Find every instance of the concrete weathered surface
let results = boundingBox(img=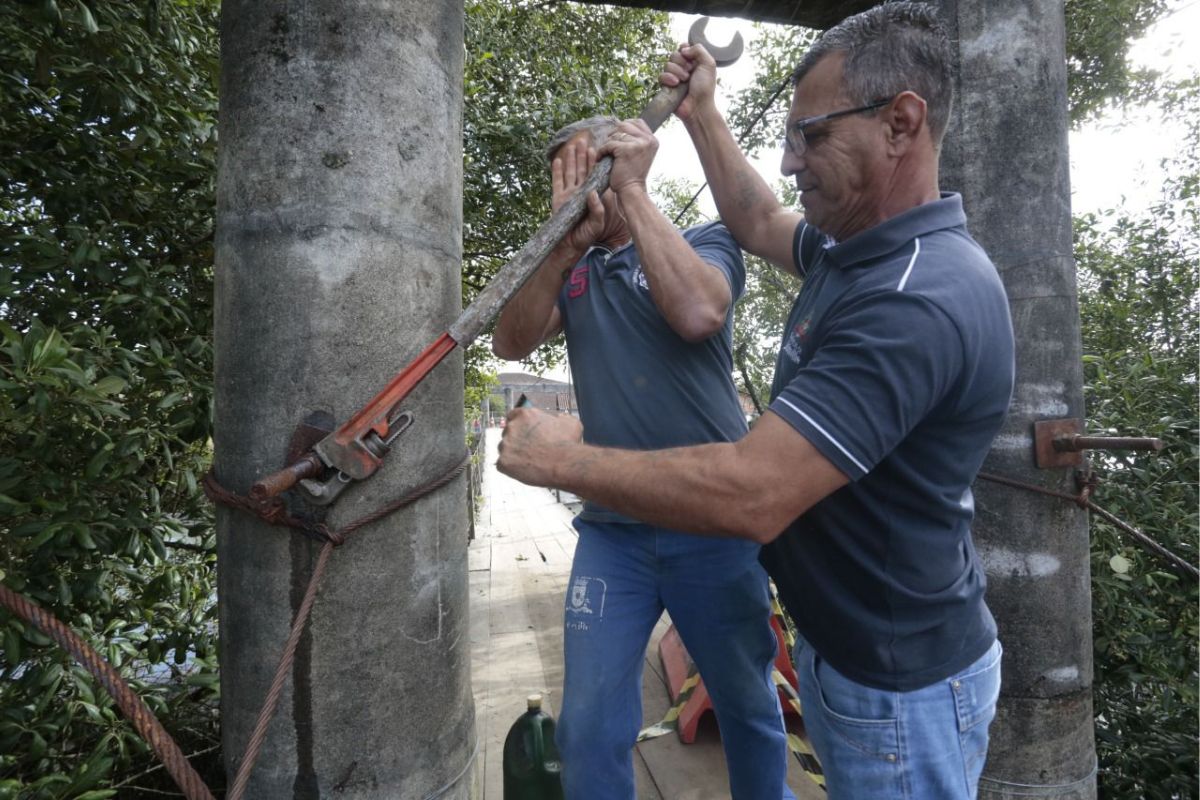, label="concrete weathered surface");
[214,0,473,797]
[939,0,1098,796]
